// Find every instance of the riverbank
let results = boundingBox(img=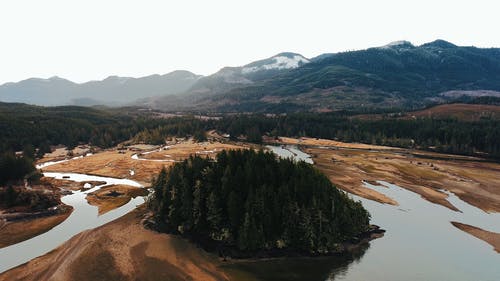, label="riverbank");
[0,207,230,281]
[275,137,500,213]
[0,208,72,248]
[0,206,384,281]
[86,184,148,215]
[40,140,248,183]
[452,222,500,253]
